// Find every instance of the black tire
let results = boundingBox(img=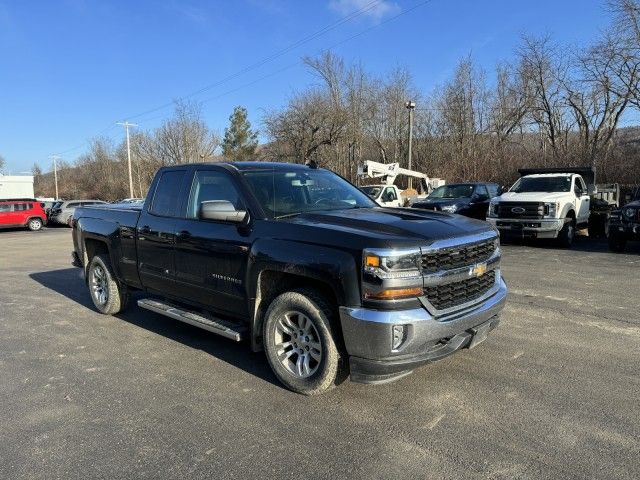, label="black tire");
[557,218,575,248]
[87,254,129,315]
[608,232,627,252]
[27,217,43,231]
[263,289,344,395]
